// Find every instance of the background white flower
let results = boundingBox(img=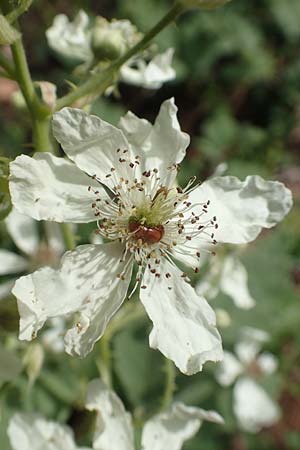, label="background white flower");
[46,11,175,91]
[7,378,223,450]
[85,378,224,450]
[9,99,292,375]
[215,326,281,432]
[196,251,256,309]
[8,413,91,450]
